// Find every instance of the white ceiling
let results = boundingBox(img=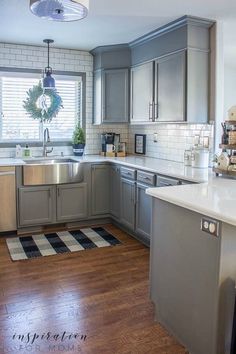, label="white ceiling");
[0,0,236,60]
